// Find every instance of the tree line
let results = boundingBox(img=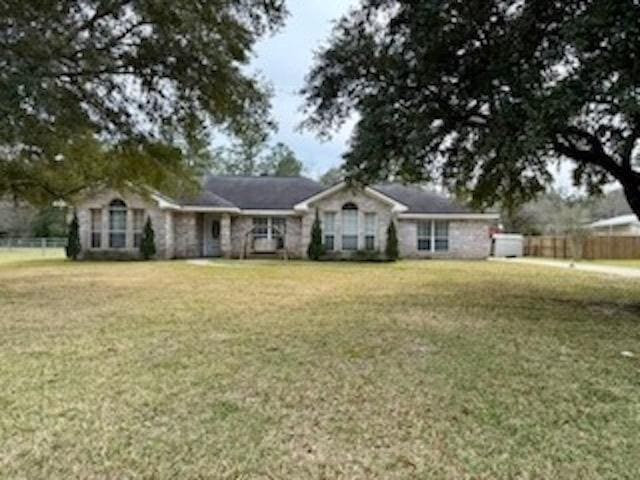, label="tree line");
[1,0,638,223]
